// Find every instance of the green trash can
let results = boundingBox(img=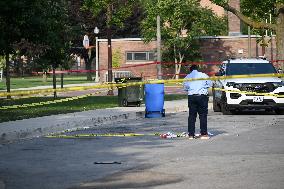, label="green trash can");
[115,77,143,107]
